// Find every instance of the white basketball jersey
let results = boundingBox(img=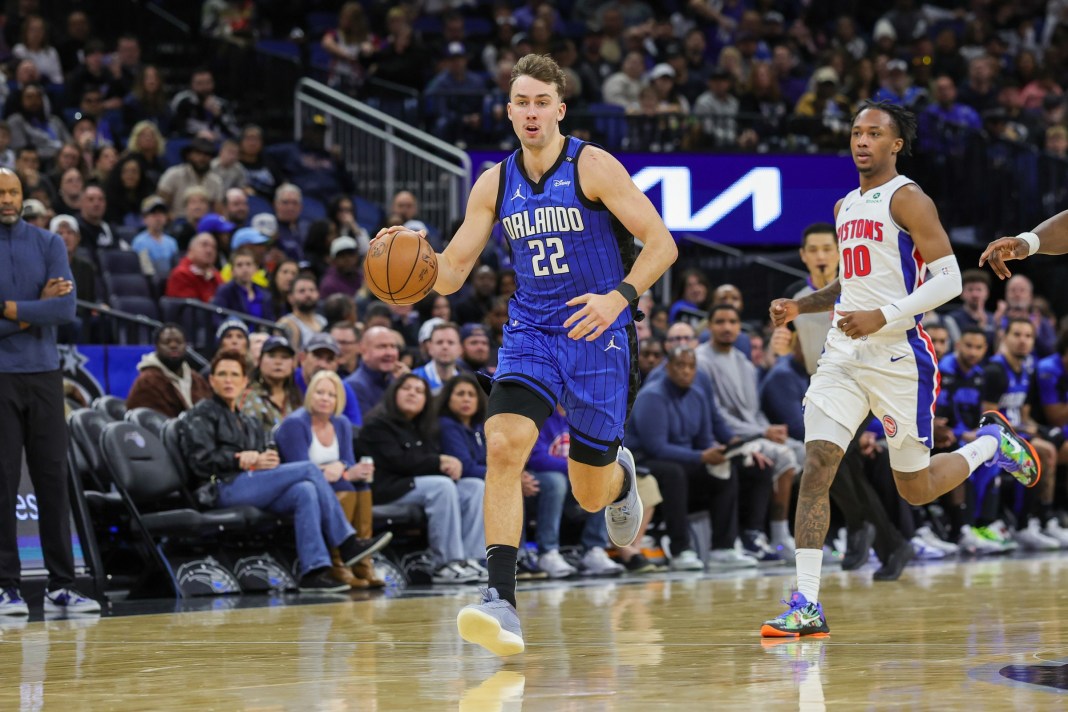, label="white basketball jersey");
[834,174,924,335]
